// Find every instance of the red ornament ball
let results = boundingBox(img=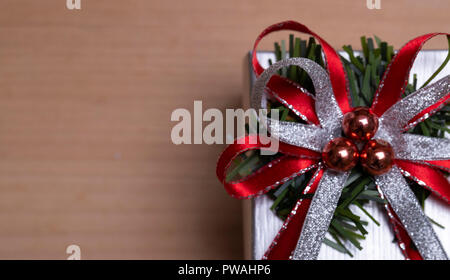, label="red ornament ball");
[360,139,394,176]
[342,107,379,141]
[322,137,359,172]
